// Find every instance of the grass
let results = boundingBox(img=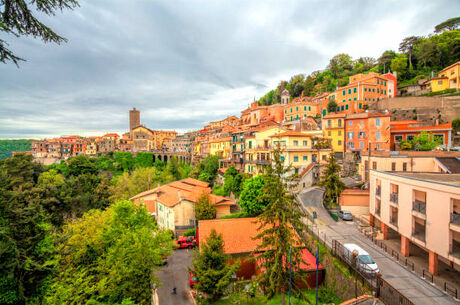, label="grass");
[213,289,342,305]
